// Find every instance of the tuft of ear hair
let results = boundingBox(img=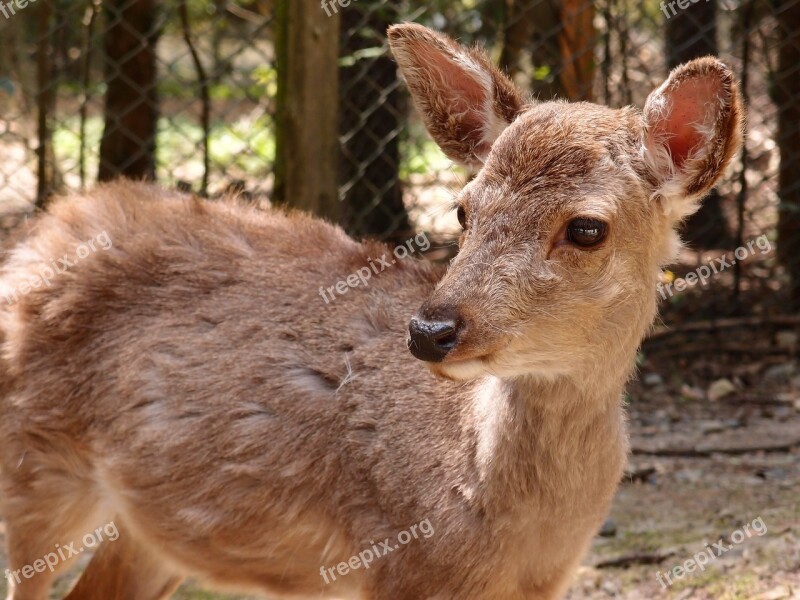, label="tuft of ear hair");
[642,56,745,222]
[388,23,525,169]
